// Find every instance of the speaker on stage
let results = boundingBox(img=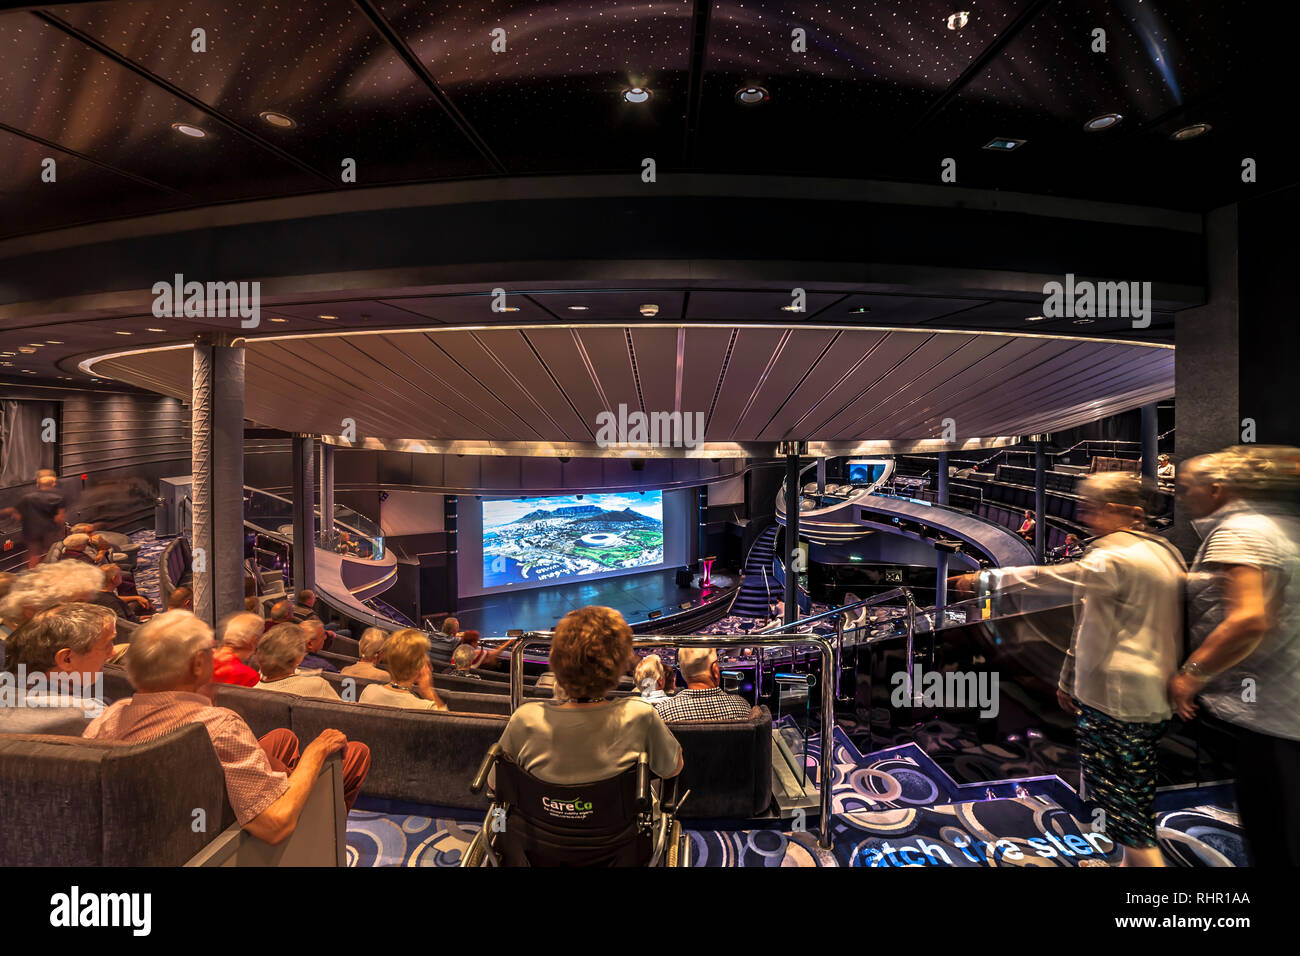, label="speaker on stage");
[675,567,693,587]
